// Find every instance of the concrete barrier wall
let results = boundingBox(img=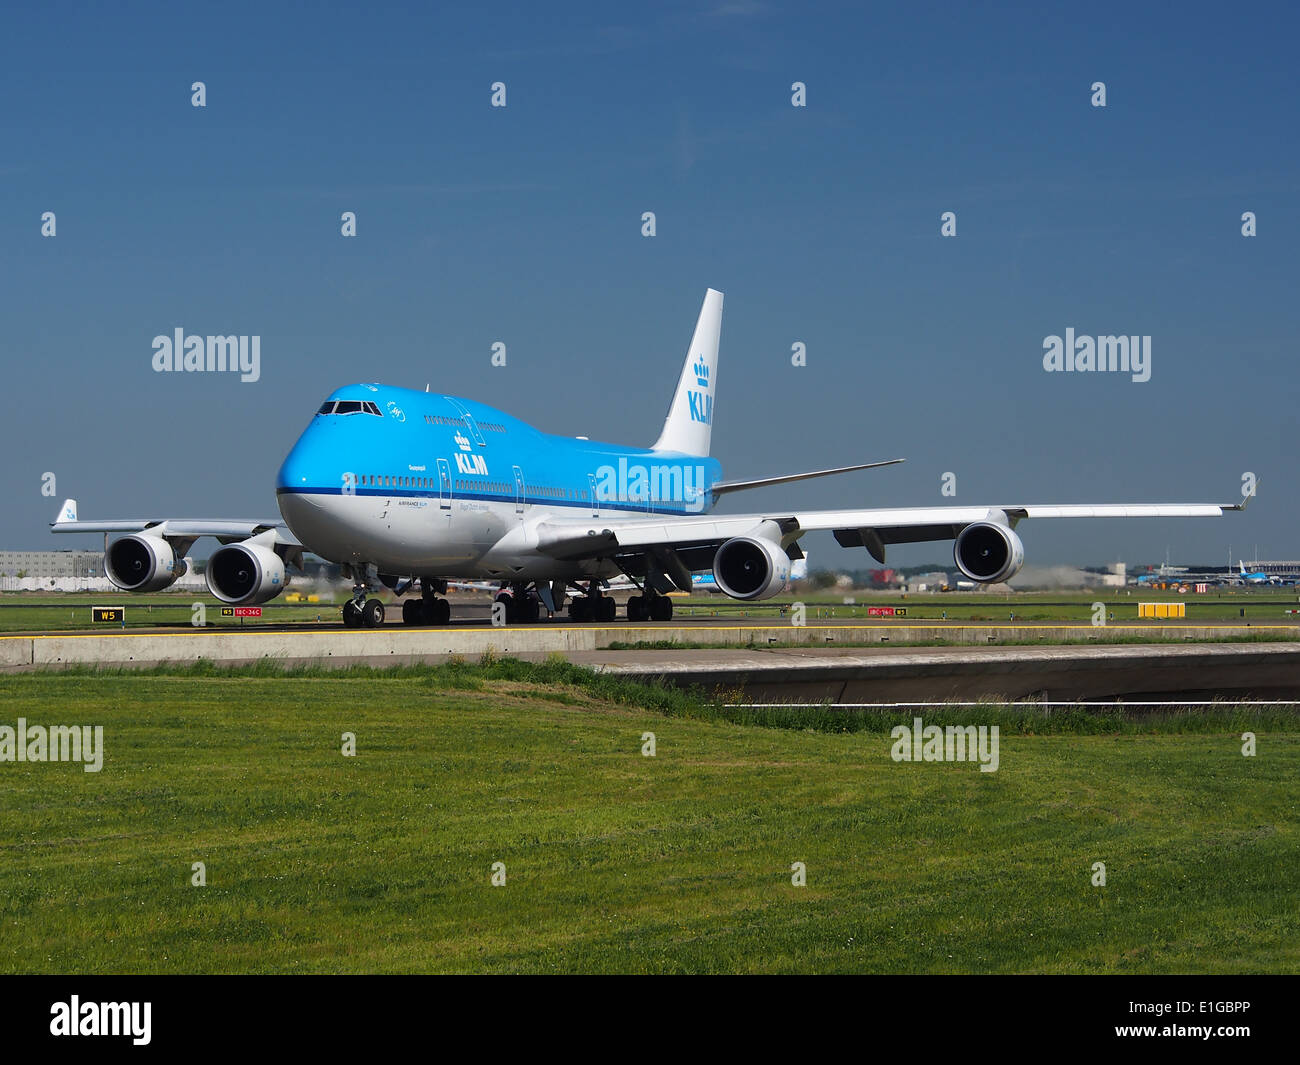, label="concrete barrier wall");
[4,627,599,672]
[0,621,1294,674]
[0,638,33,670]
